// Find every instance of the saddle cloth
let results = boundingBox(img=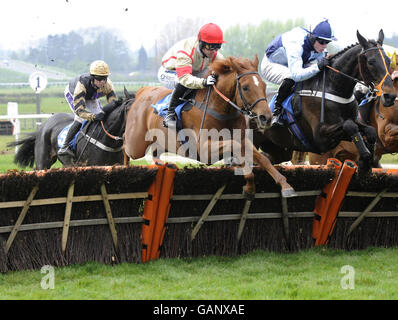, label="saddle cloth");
[151,94,189,130]
[57,121,88,150]
[269,93,315,152]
